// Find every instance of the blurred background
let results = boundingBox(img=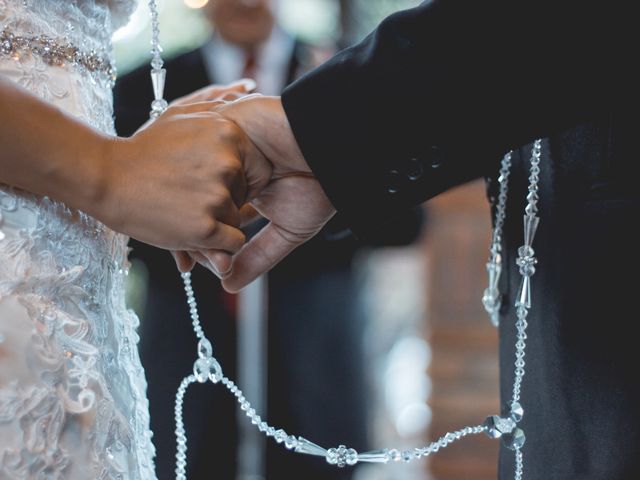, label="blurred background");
[116,1,500,479]
[114,0,422,73]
